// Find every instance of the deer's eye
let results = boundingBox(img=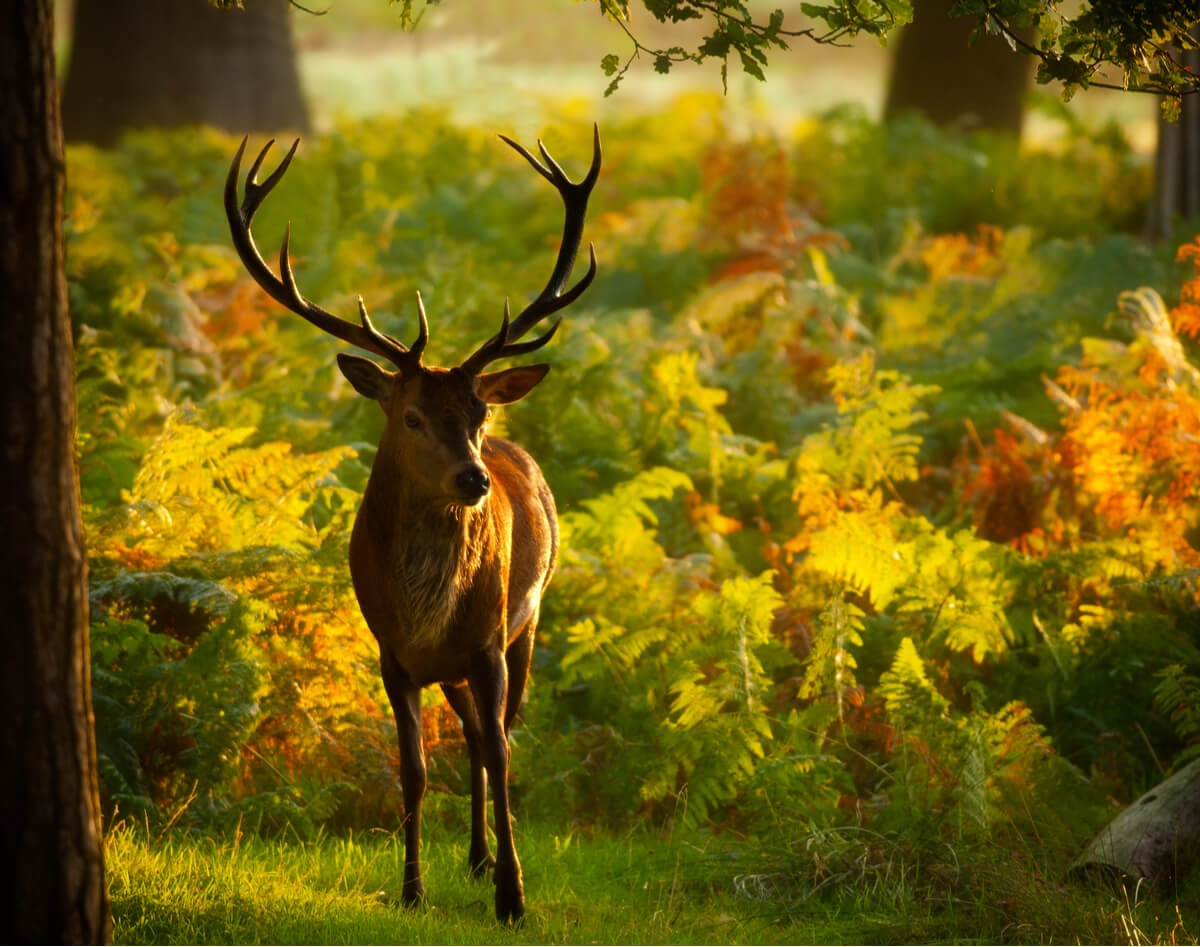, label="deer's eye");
[404,412,423,430]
